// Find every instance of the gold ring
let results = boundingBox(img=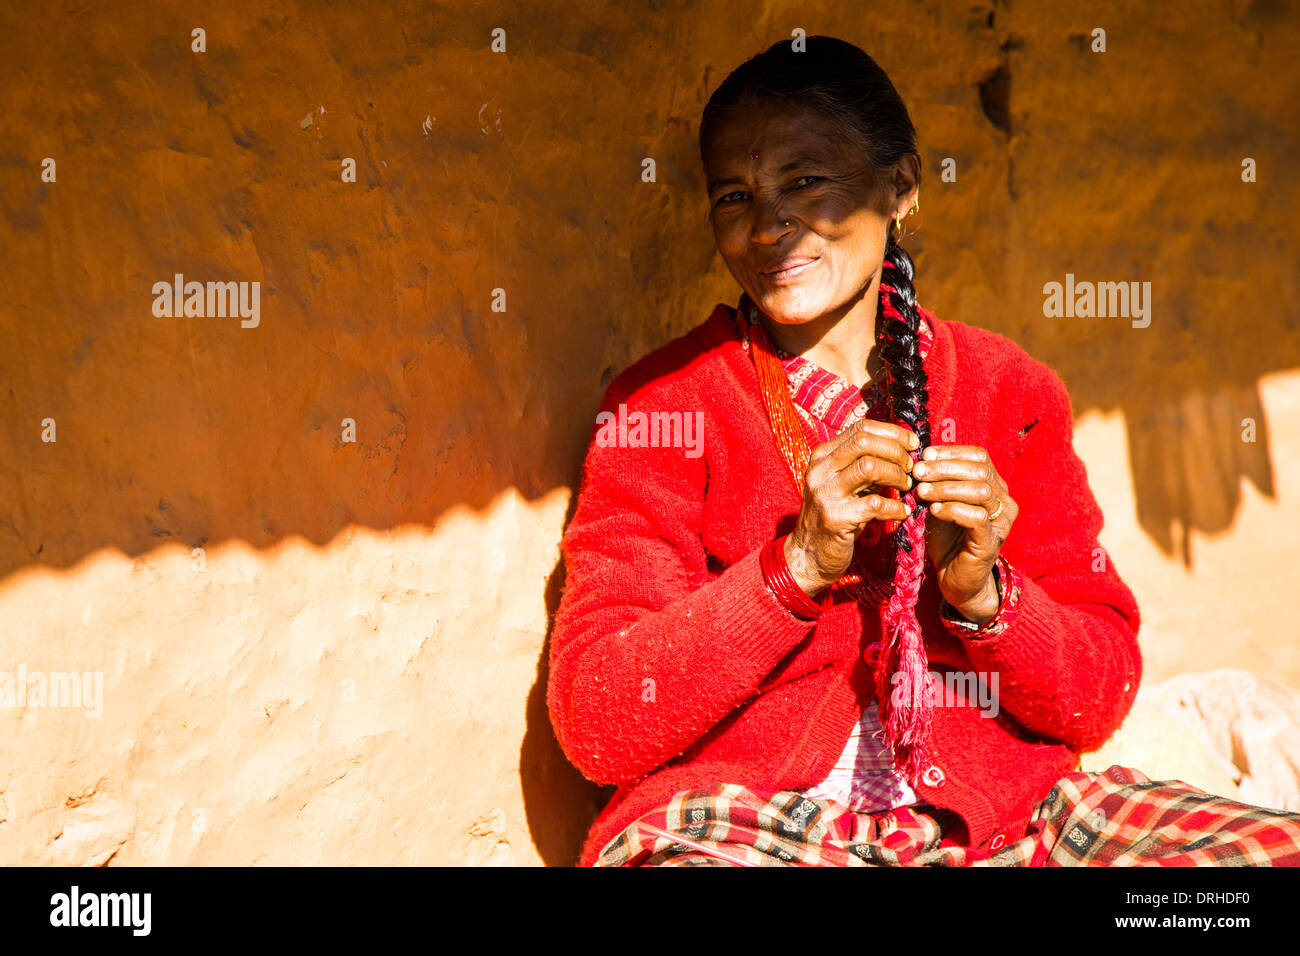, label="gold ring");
[987,498,1003,521]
